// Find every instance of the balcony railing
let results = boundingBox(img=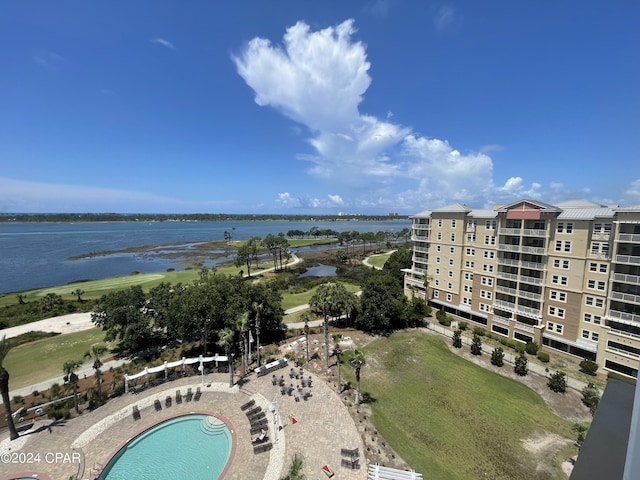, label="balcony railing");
[518,290,542,301]
[497,272,519,282]
[611,291,640,305]
[589,252,611,260]
[521,245,546,255]
[519,275,543,286]
[609,328,640,341]
[618,233,640,243]
[609,309,640,324]
[494,299,516,311]
[606,345,640,359]
[499,244,521,252]
[414,245,429,254]
[497,257,544,270]
[613,273,640,285]
[516,304,541,317]
[514,321,535,333]
[499,228,521,235]
[496,285,517,296]
[492,316,510,326]
[615,255,640,265]
[522,228,547,237]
